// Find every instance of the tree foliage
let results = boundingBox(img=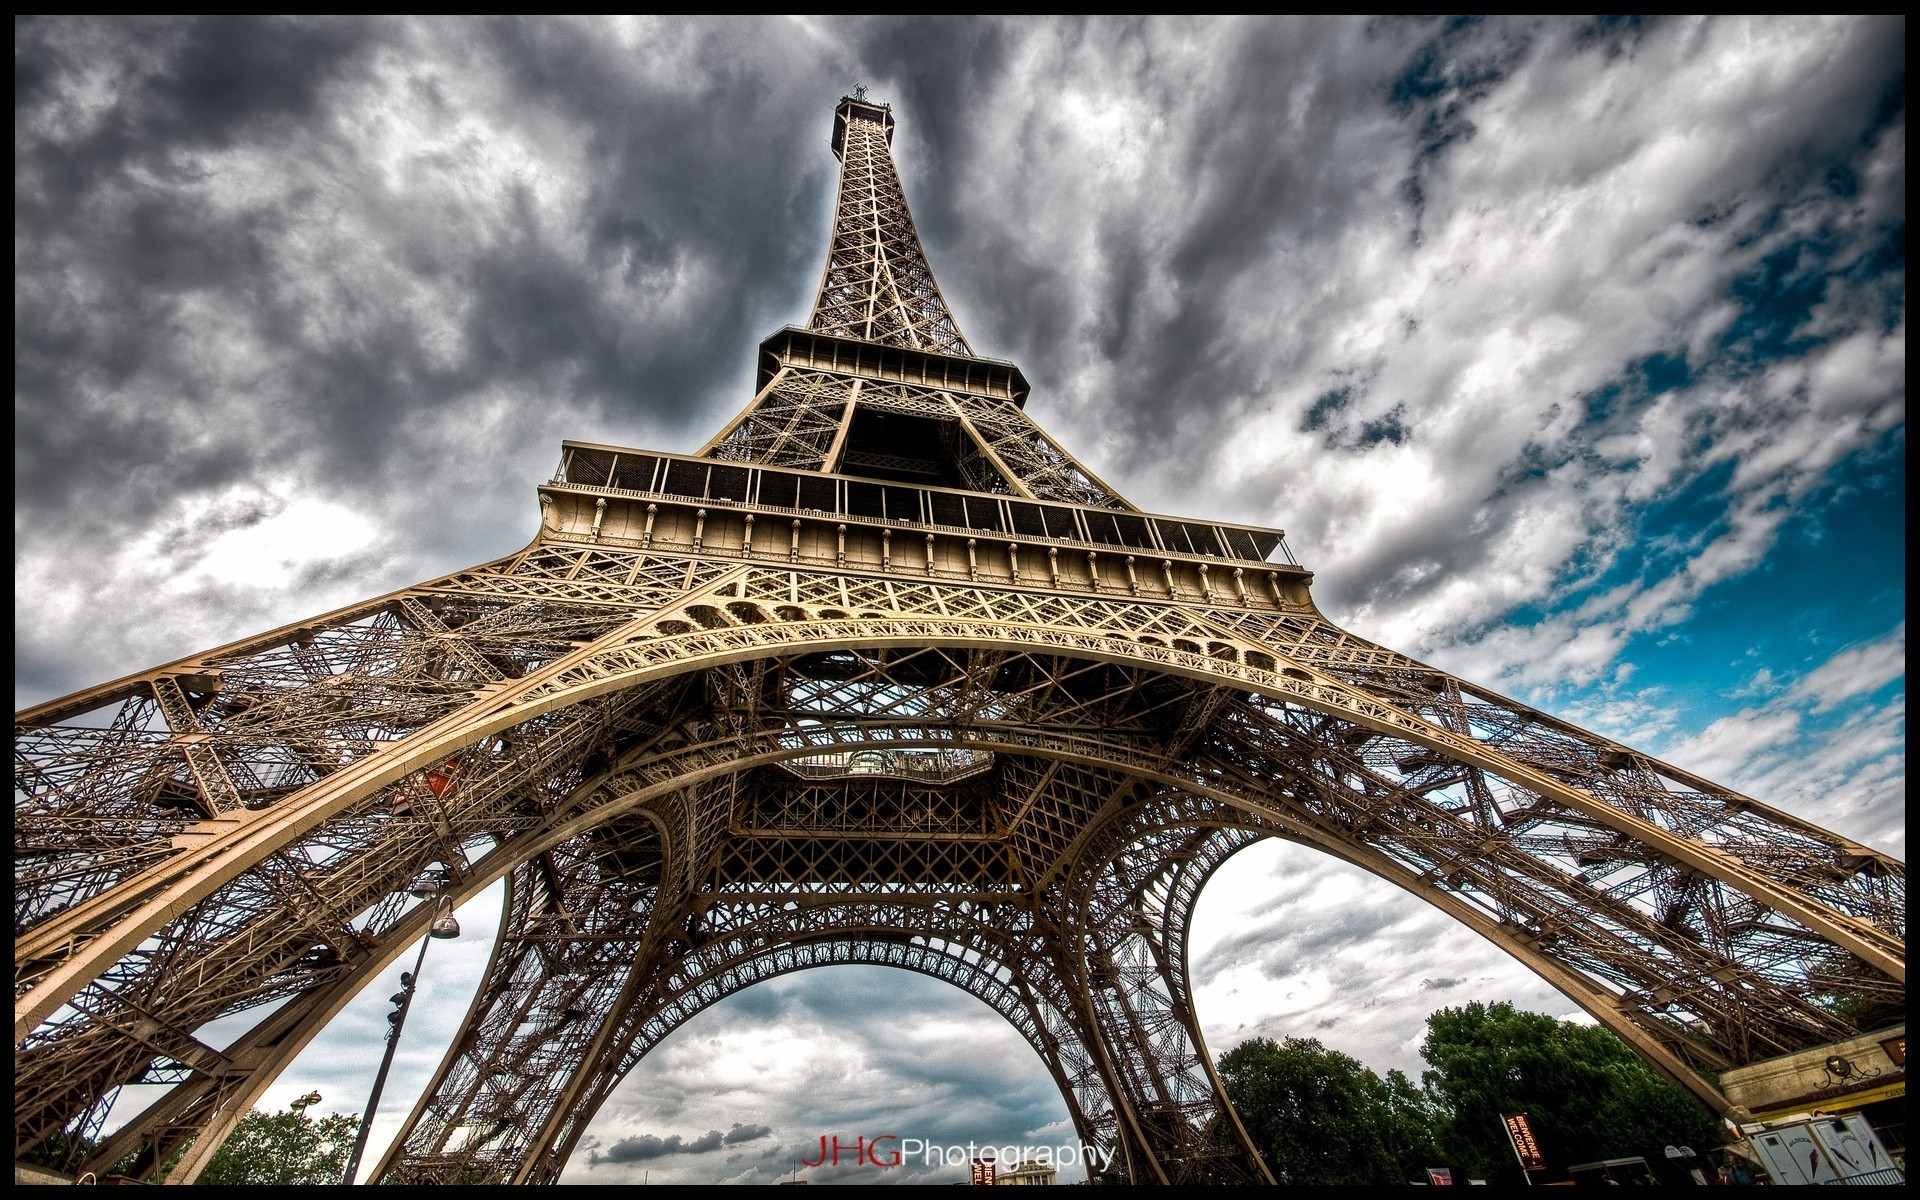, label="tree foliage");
[1419,1001,1721,1184]
[1219,1005,1724,1186]
[1805,948,1905,1032]
[16,1129,97,1172]
[1218,1035,1442,1184]
[194,1108,361,1186]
